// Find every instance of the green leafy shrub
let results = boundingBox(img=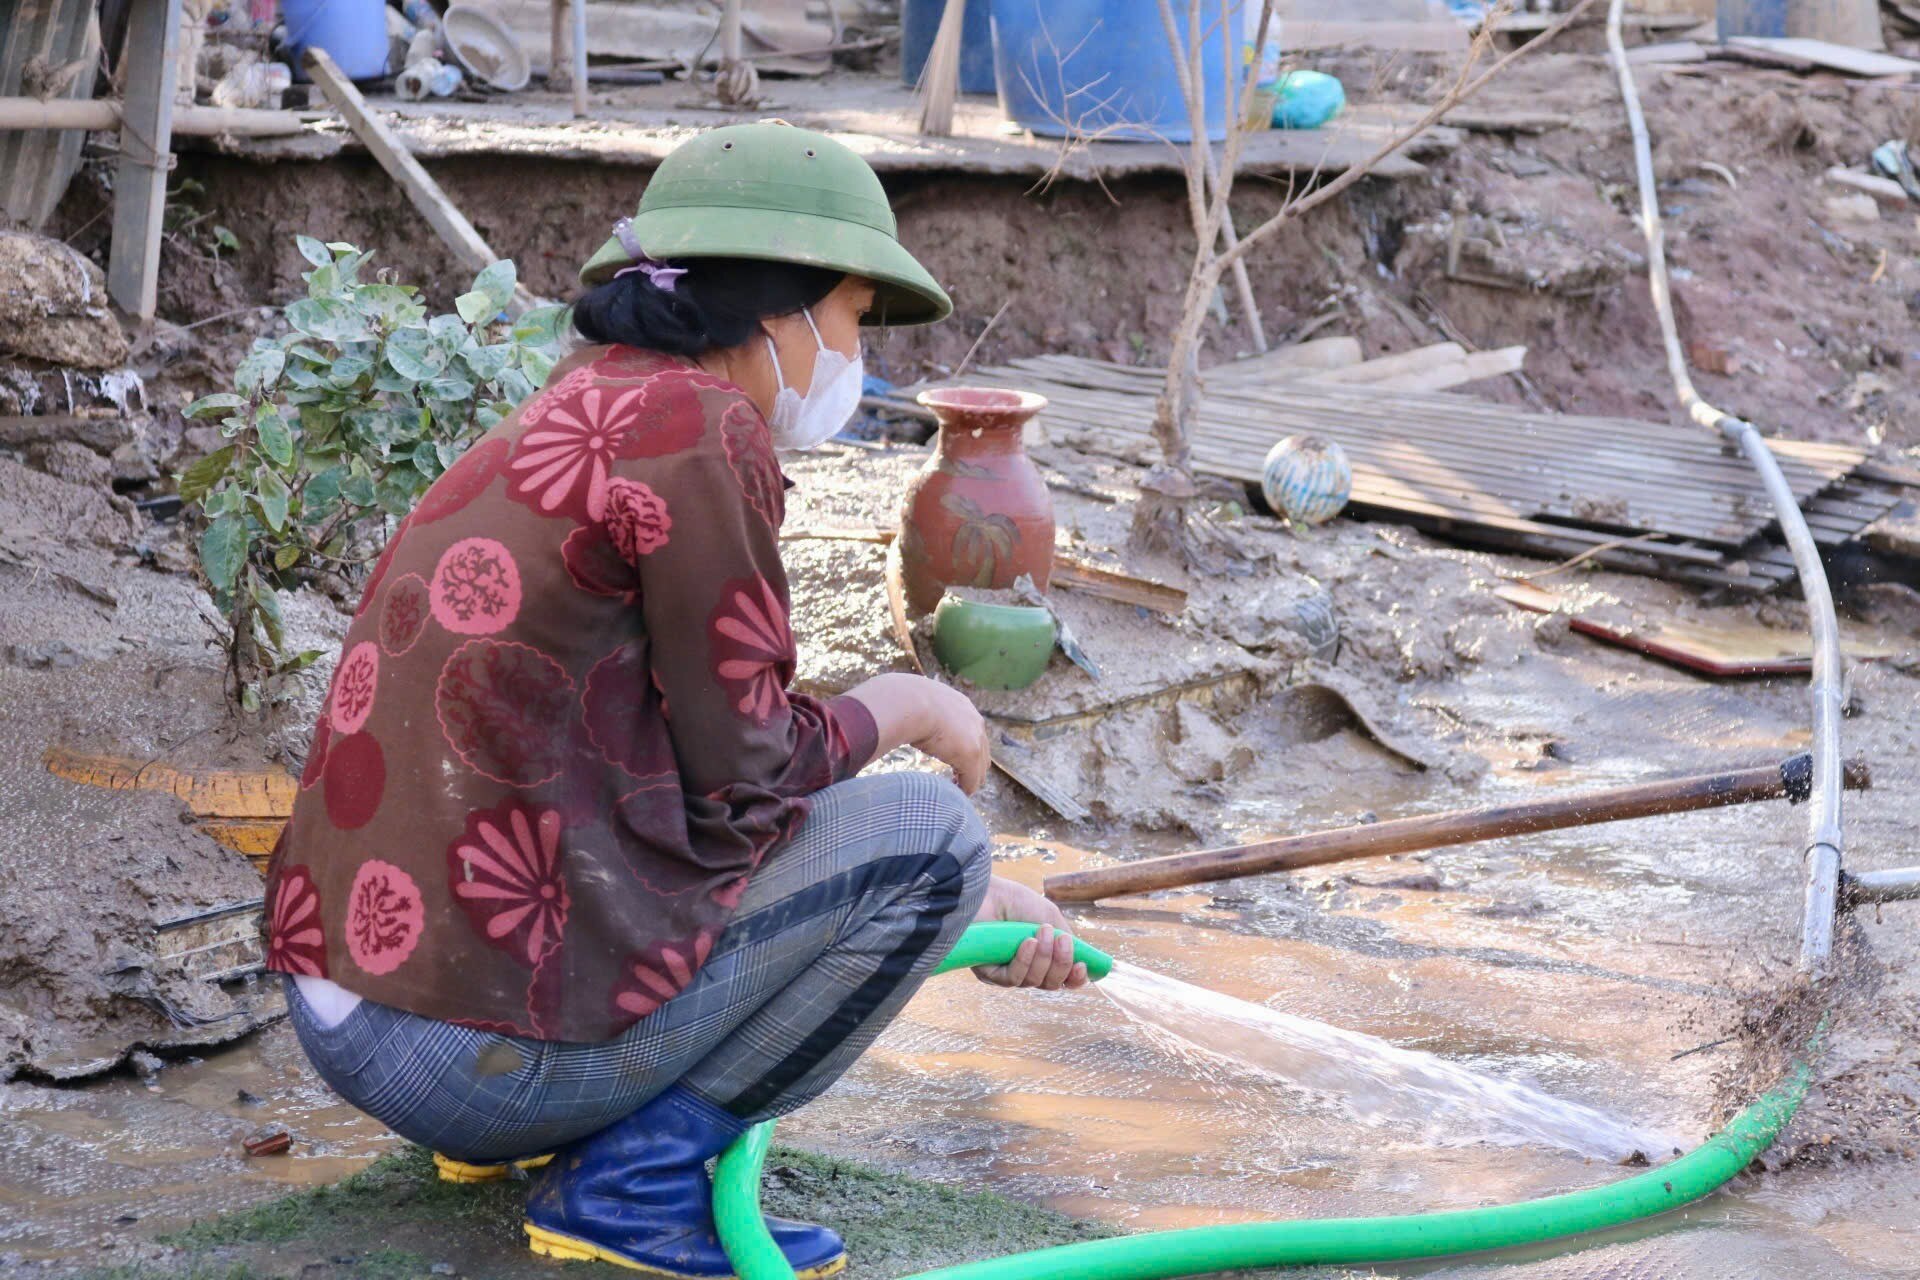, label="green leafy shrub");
[180,237,567,705]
